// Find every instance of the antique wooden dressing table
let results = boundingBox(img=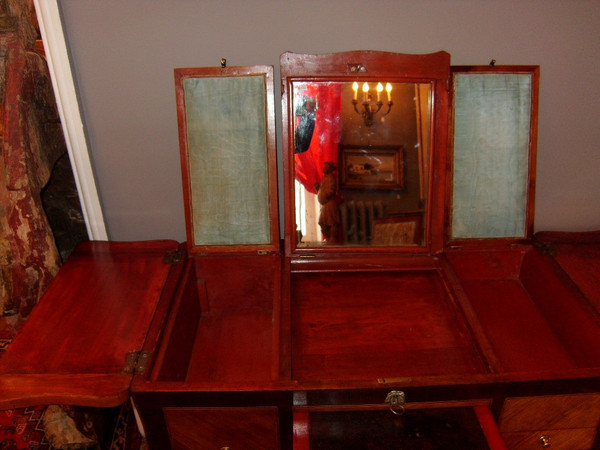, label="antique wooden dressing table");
[0,50,599,449]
